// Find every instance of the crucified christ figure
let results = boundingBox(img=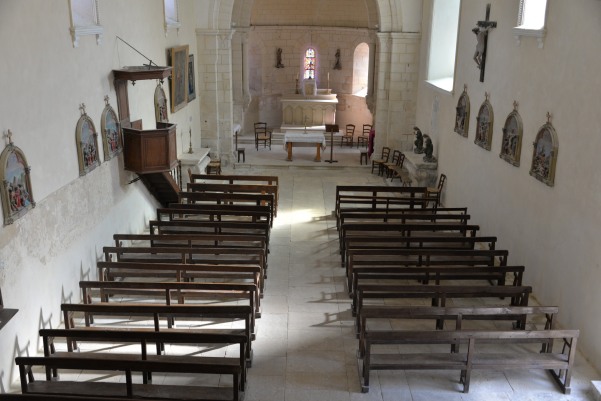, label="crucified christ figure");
[472,25,491,69]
